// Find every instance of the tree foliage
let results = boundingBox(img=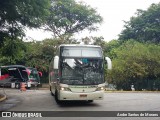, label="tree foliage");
[80,36,105,47]
[0,0,50,45]
[119,3,160,43]
[0,38,26,65]
[106,40,160,90]
[44,0,103,40]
